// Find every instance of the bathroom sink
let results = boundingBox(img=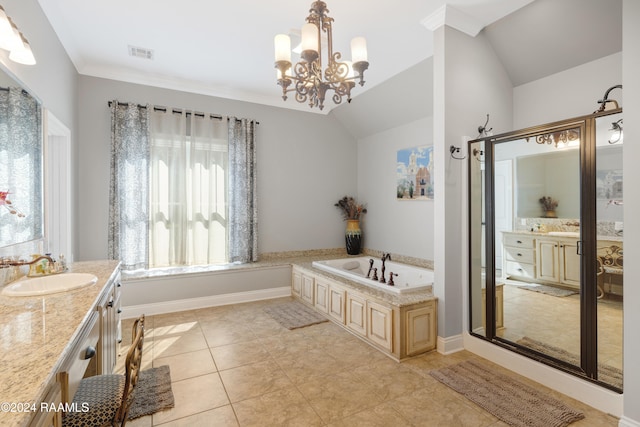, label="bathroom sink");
[547,231,580,237]
[1,273,98,297]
